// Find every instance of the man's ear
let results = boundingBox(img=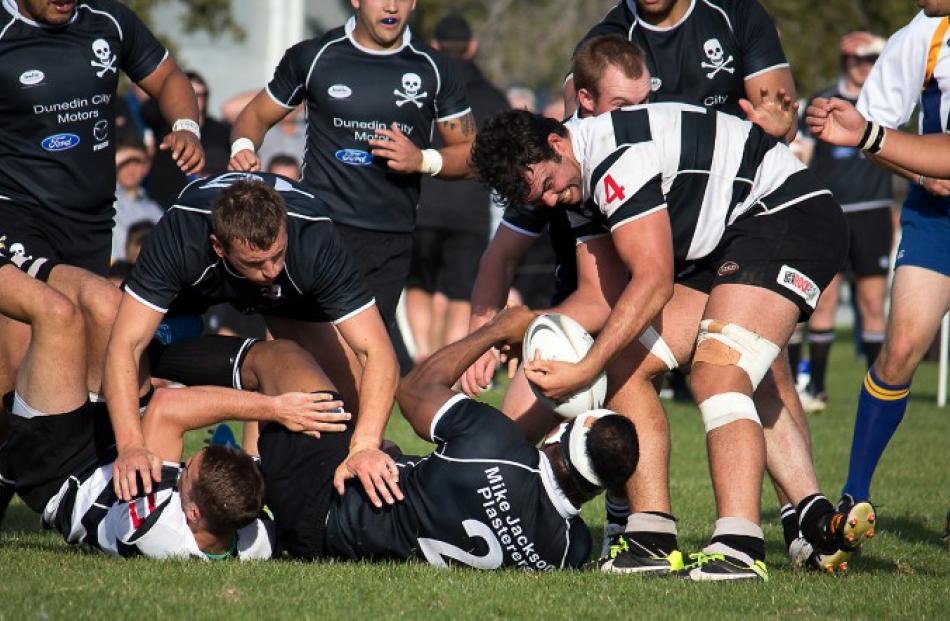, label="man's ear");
[576,88,596,117]
[464,39,478,59]
[209,234,226,259]
[184,501,201,525]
